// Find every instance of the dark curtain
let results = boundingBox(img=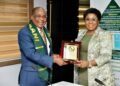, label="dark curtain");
[47,0,79,83]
